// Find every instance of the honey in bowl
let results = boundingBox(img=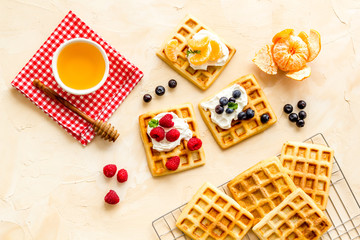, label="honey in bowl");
[52,38,109,95]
